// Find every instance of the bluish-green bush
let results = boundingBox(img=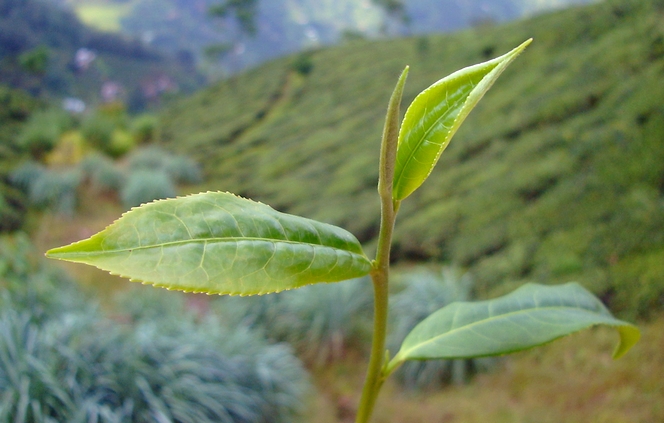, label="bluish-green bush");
[80,153,125,193]
[9,161,46,193]
[127,146,202,185]
[0,235,310,423]
[127,146,170,171]
[9,162,80,216]
[120,169,176,208]
[164,155,203,185]
[16,109,72,158]
[219,277,373,364]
